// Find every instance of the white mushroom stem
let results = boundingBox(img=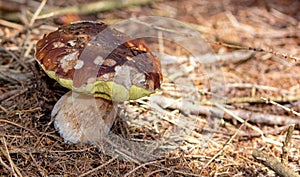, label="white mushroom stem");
[51,91,117,144]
